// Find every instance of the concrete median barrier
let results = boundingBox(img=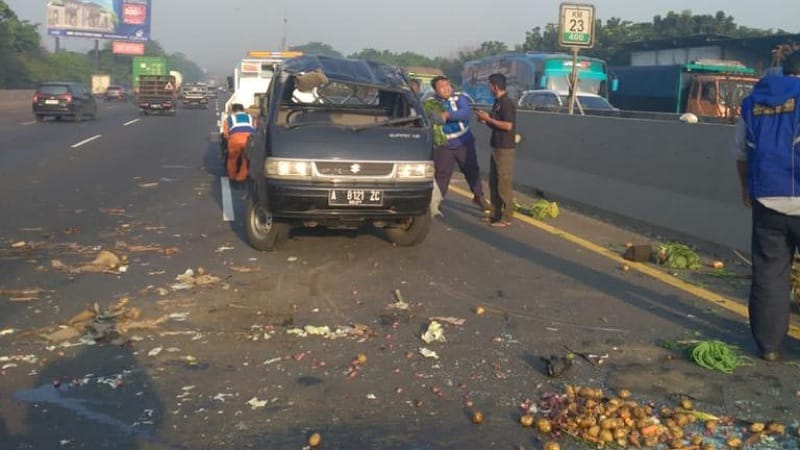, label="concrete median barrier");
[0,90,34,110]
[472,111,749,252]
